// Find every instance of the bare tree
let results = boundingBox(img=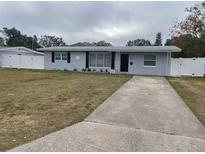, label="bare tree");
[39,35,66,47]
[170,2,205,42]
